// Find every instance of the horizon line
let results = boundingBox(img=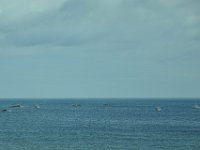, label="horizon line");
[0,97,200,100]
